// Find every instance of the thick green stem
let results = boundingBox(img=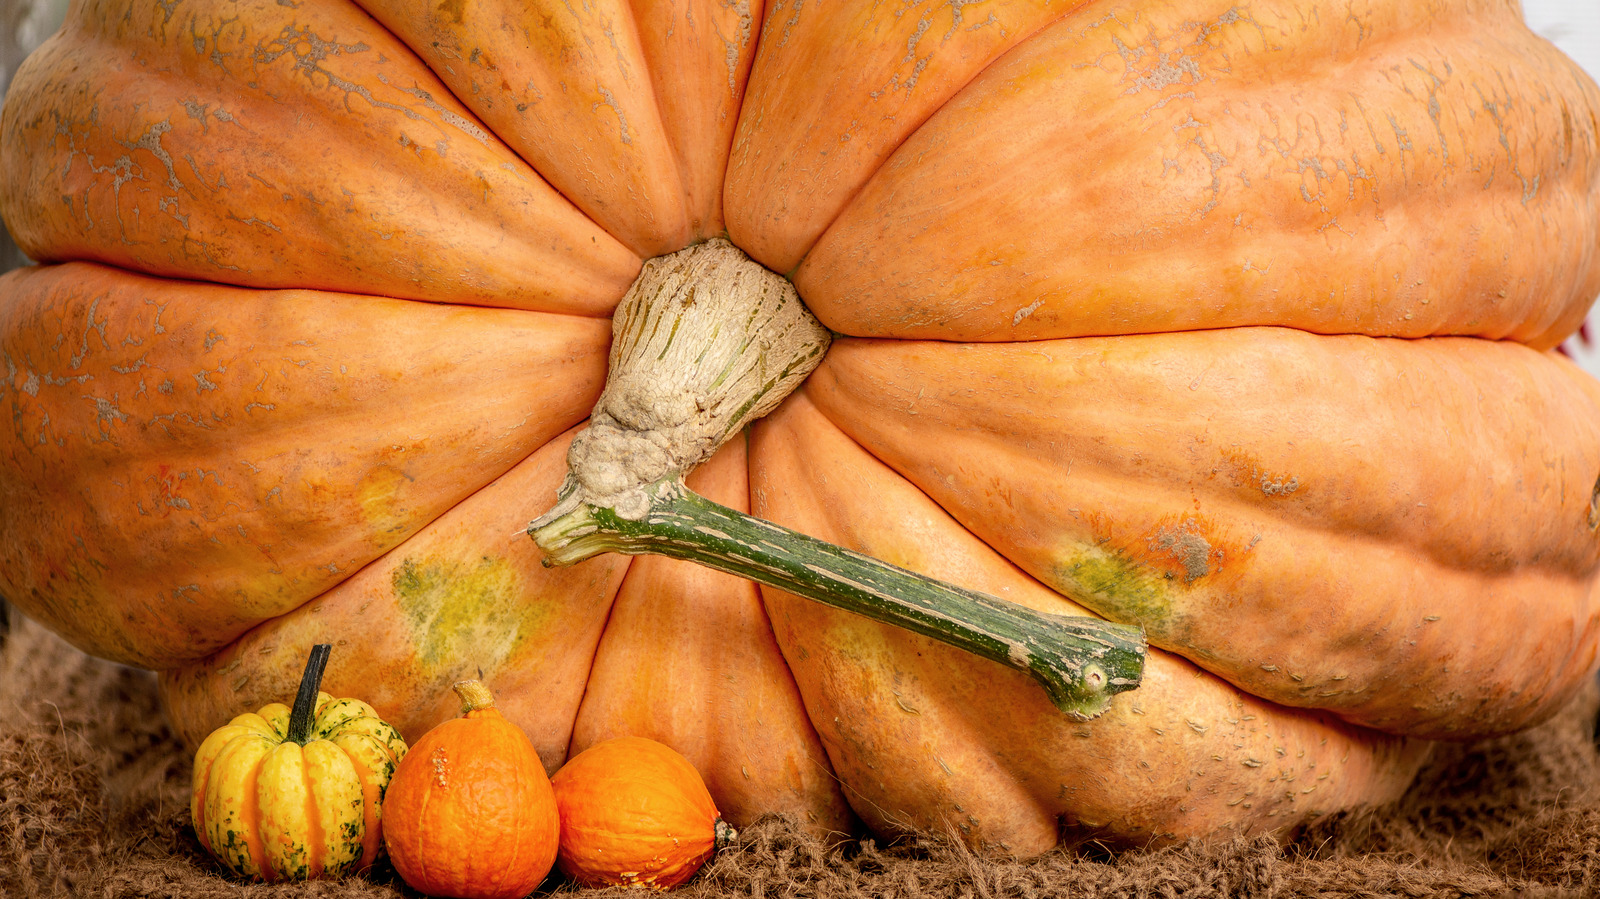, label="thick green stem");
[285,643,331,745]
[531,478,1144,720]
[529,239,1144,719]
